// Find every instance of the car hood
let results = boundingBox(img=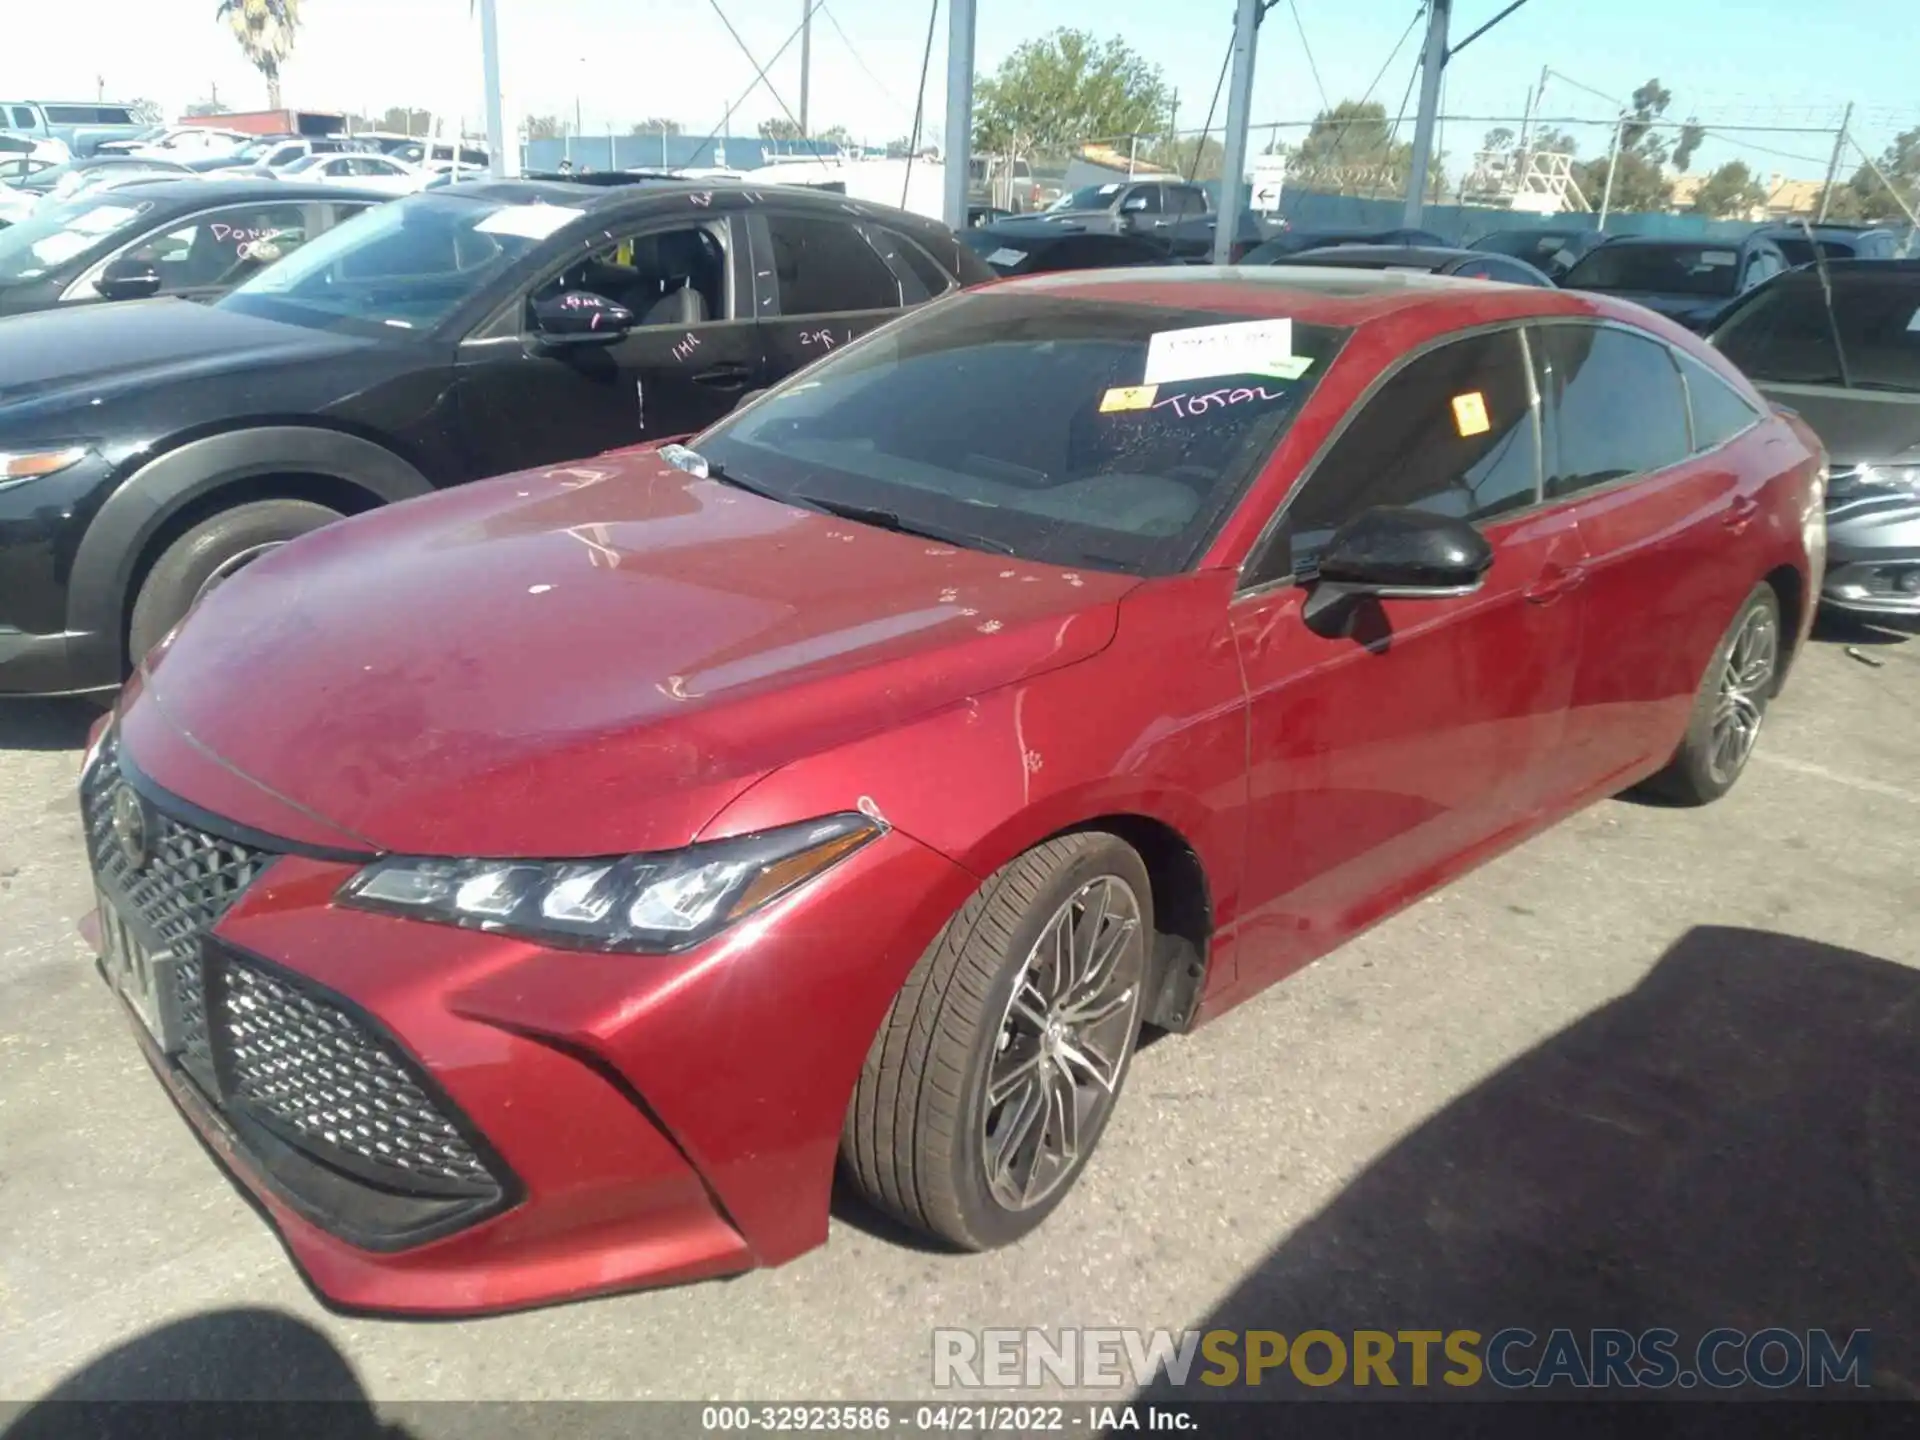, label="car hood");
[0,297,362,422]
[1752,383,1920,467]
[131,450,1136,858]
